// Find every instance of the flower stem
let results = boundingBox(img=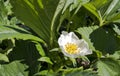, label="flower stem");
[70,58,77,67]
